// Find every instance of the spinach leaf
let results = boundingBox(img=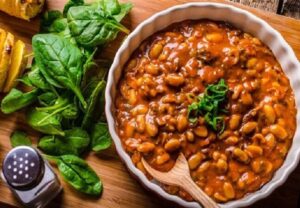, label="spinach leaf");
[91,122,112,152]
[80,48,98,87]
[40,10,75,43]
[40,11,64,33]
[26,109,64,136]
[1,89,40,114]
[36,95,69,112]
[18,74,33,87]
[83,49,97,74]
[81,80,106,129]
[28,64,52,91]
[102,0,133,22]
[56,155,102,195]
[32,34,87,109]
[10,131,32,148]
[62,103,78,119]
[38,128,90,155]
[67,3,130,48]
[36,93,79,120]
[38,92,57,107]
[63,0,84,16]
[98,87,106,122]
